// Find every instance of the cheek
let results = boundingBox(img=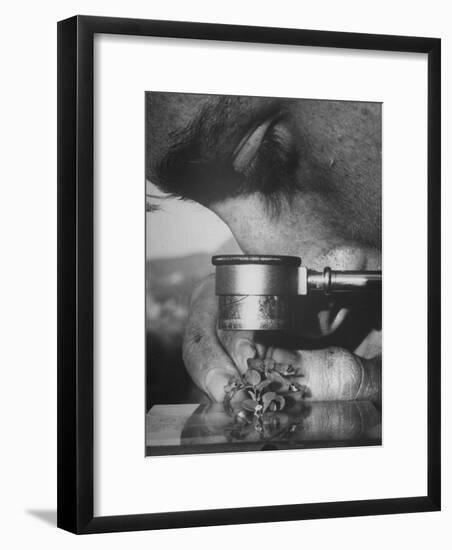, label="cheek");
[210,194,333,260]
[210,194,381,271]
